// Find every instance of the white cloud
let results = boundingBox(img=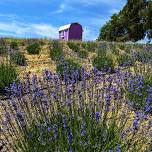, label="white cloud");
[31,24,58,38]
[0,22,29,35]
[0,21,58,38]
[51,3,66,14]
[83,26,97,41]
